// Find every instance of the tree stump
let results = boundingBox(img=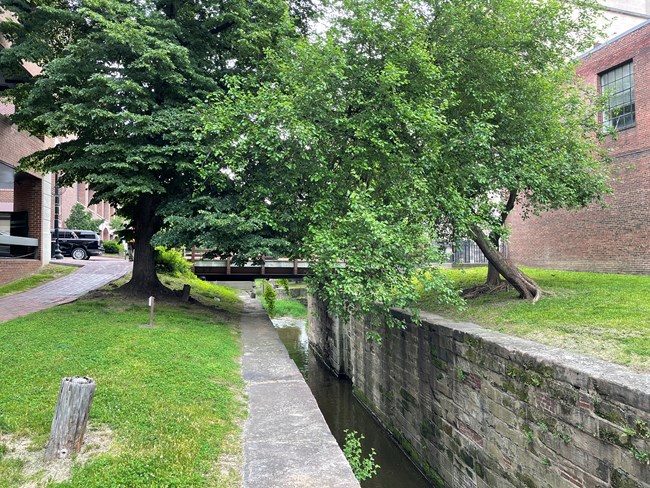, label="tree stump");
[181,284,191,302]
[44,376,96,461]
